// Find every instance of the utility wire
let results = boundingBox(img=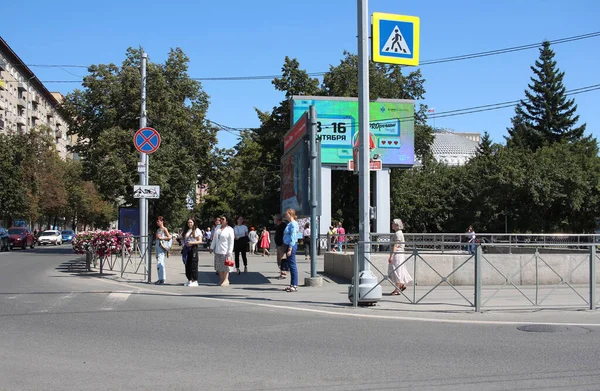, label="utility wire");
[209,83,600,131]
[24,31,600,82]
